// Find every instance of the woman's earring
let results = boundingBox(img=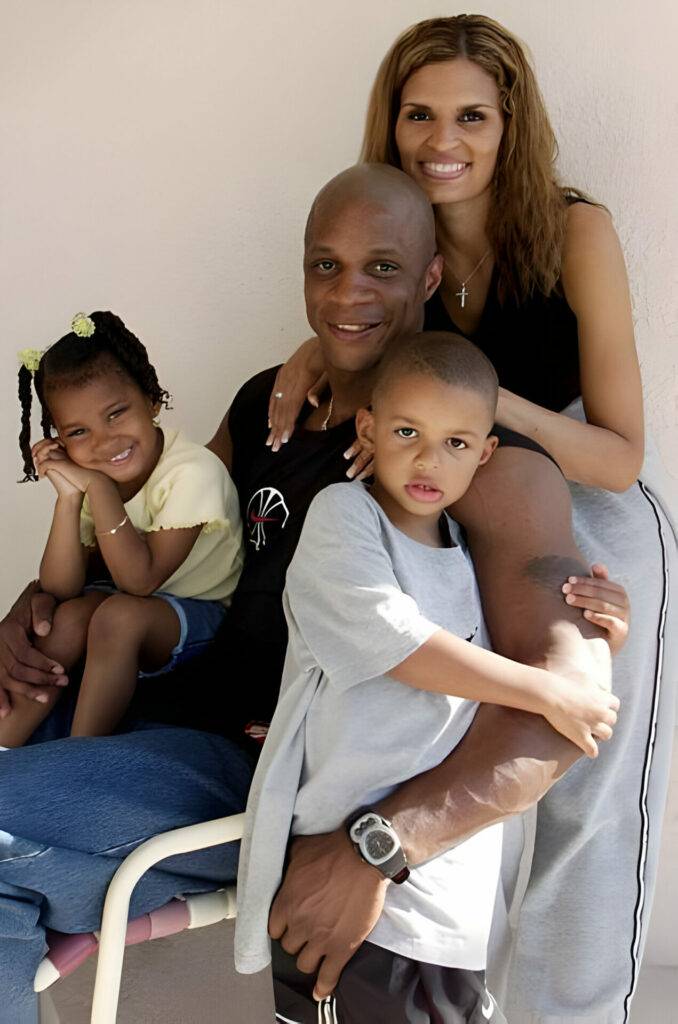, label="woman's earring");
[152,417,160,427]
